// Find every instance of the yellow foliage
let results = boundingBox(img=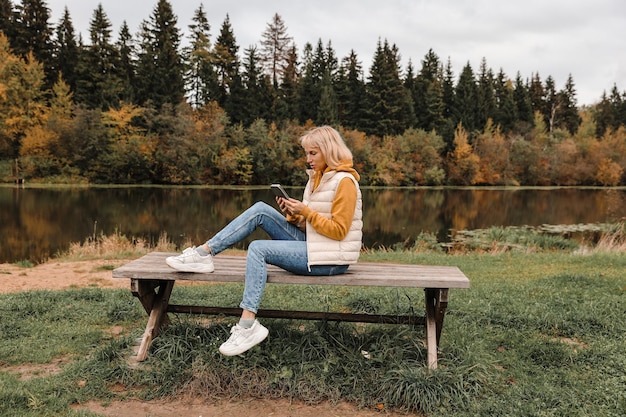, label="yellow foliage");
[596,158,623,186]
[103,103,145,139]
[447,123,480,185]
[20,125,58,157]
